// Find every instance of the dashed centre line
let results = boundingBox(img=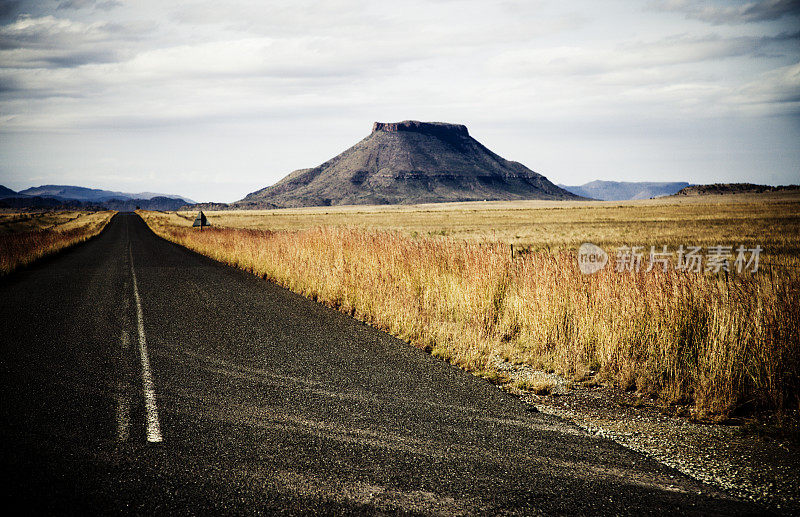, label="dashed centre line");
[129,245,163,443]
[115,329,131,443]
